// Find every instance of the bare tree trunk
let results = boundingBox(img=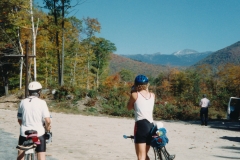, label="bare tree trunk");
[45,46,47,88]
[30,0,36,81]
[87,50,89,90]
[19,58,23,89]
[81,66,86,88]
[61,30,64,86]
[3,71,8,96]
[60,0,65,86]
[52,0,61,85]
[17,28,24,89]
[96,60,100,88]
[73,52,77,85]
[34,19,39,78]
[57,34,61,85]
